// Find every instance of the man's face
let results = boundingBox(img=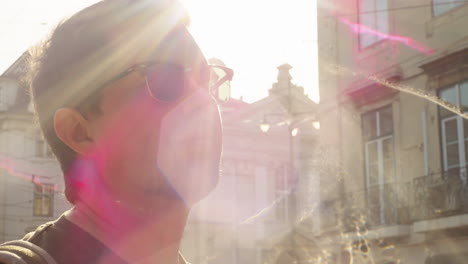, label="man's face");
[80,28,222,215]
